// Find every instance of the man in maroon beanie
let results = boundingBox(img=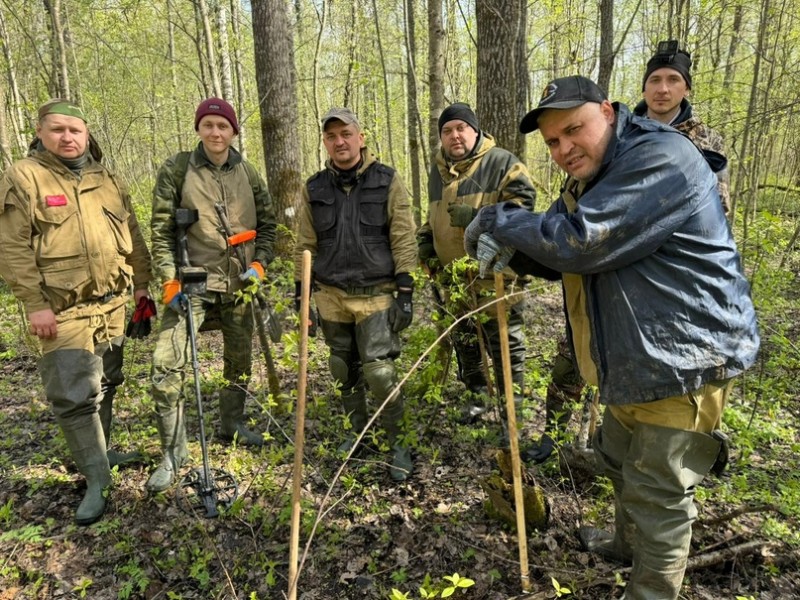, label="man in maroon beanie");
[146,97,277,493]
